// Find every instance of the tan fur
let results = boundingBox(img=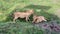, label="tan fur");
[13,9,34,22]
[32,15,47,23]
